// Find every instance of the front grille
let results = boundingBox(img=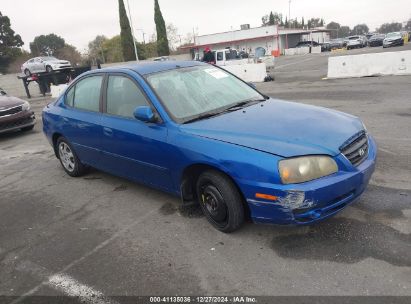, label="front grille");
[0,106,22,117]
[0,116,33,131]
[340,131,369,167]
